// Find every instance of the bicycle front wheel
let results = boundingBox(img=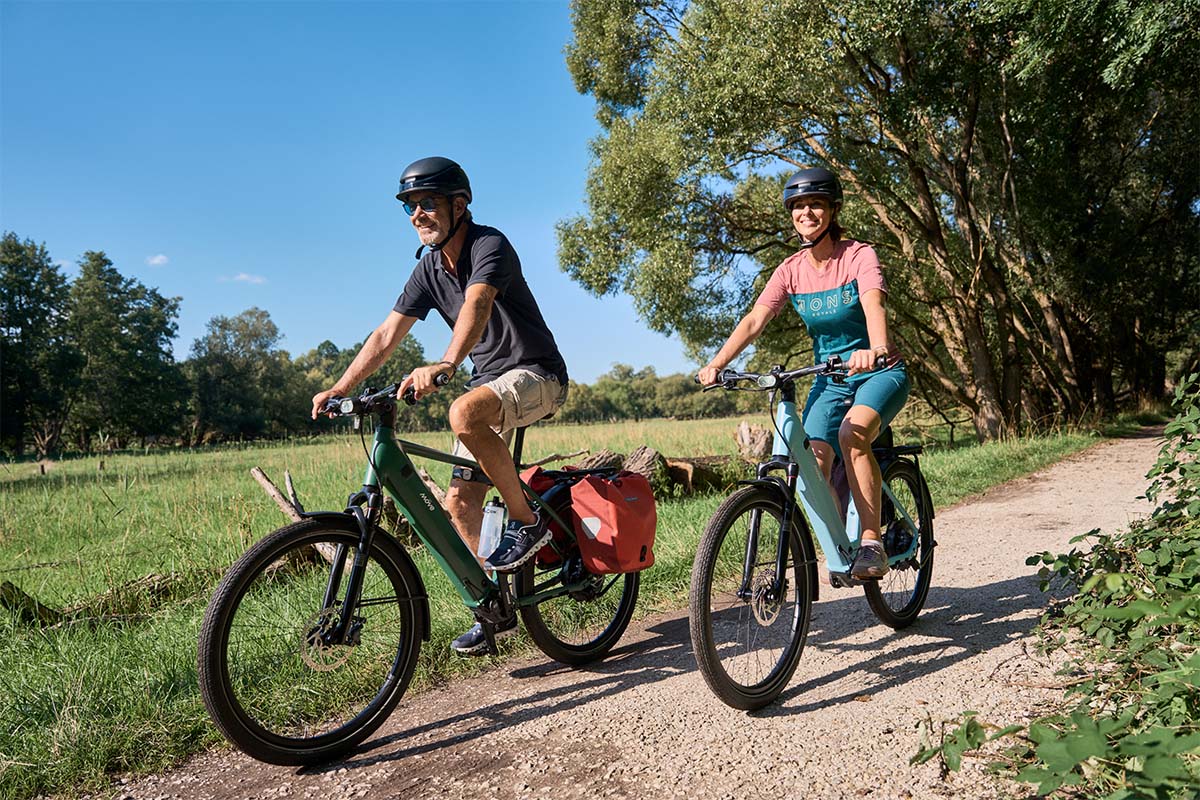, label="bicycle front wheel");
[197,520,423,765]
[864,459,935,629]
[518,557,639,666]
[689,485,814,710]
